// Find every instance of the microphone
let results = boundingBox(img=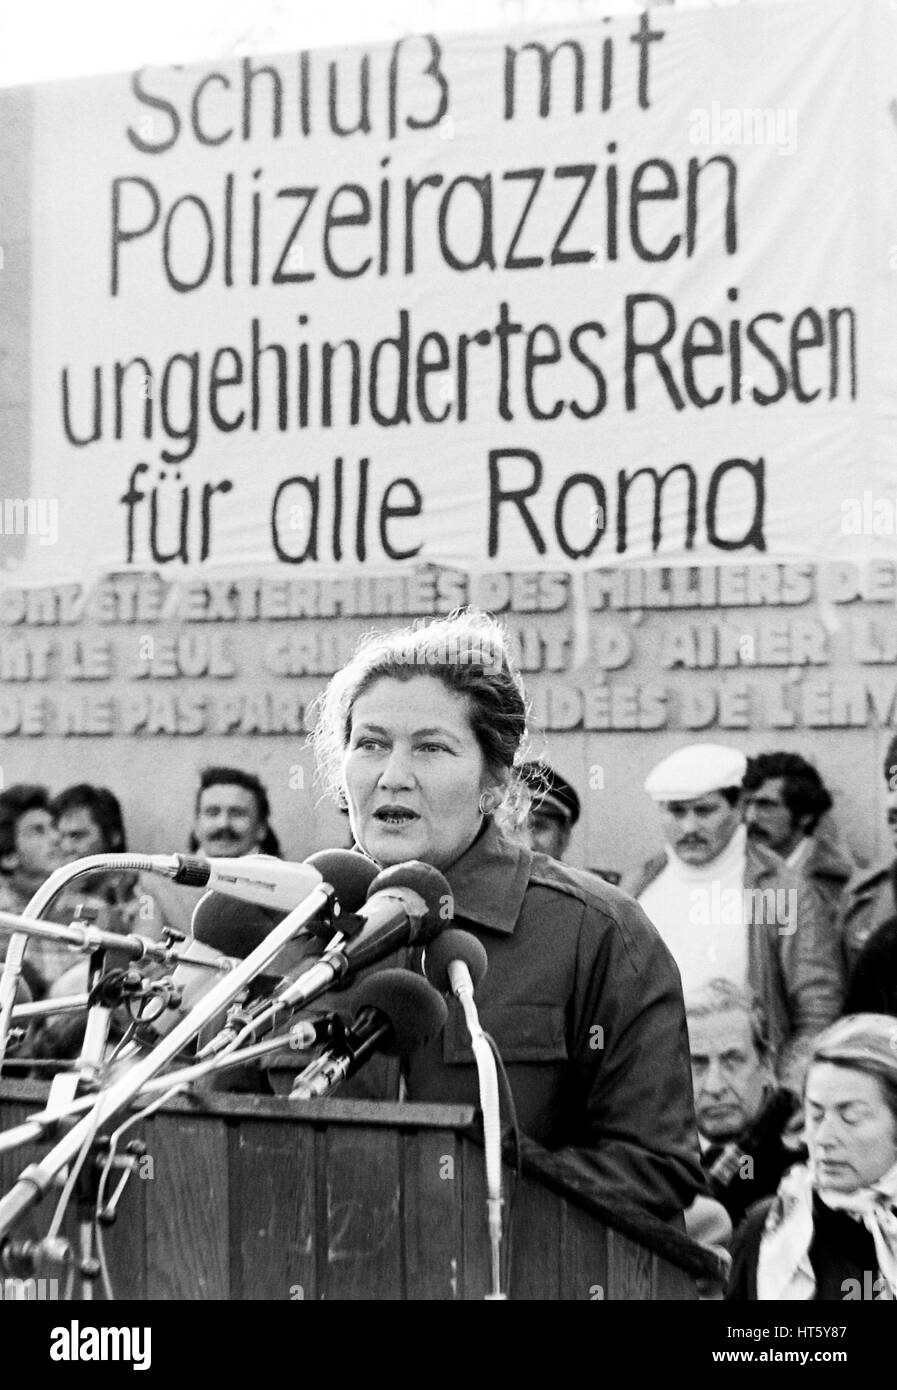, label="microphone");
[0,868,334,1243]
[192,894,283,969]
[423,927,506,1300]
[345,861,452,969]
[290,969,447,1099]
[0,851,332,1065]
[423,928,489,1001]
[164,853,324,911]
[273,861,451,1012]
[191,851,379,968]
[303,850,379,914]
[187,894,290,1055]
[190,853,379,1056]
[299,848,381,940]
